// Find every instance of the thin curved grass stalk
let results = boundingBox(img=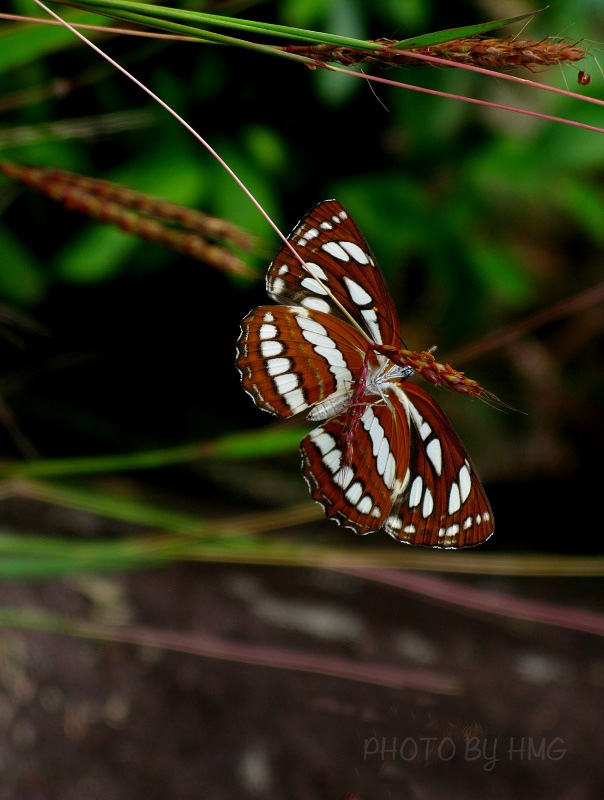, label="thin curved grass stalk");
[0,607,462,693]
[0,109,157,146]
[0,10,199,40]
[340,569,604,637]
[449,280,604,365]
[0,161,259,278]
